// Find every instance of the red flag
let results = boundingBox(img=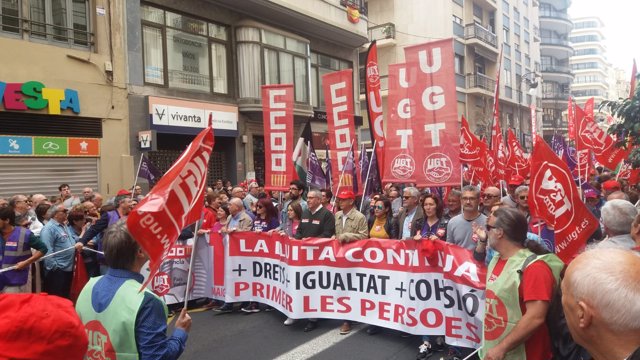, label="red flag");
[567,97,576,141]
[364,41,385,178]
[323,69,358,194]
[618,162,640,186]
[127,125,214,288]
[529,135,599,263]
[490,46,508,182]
[576,98,629,170]
[382,63,417,183]
[460,116,486,168]
[630,59,637,99]
[403,39,461,187]
[69,250,88,304]
[530,104,537,147]
[262,84,294,191]
[506,129,531,178]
